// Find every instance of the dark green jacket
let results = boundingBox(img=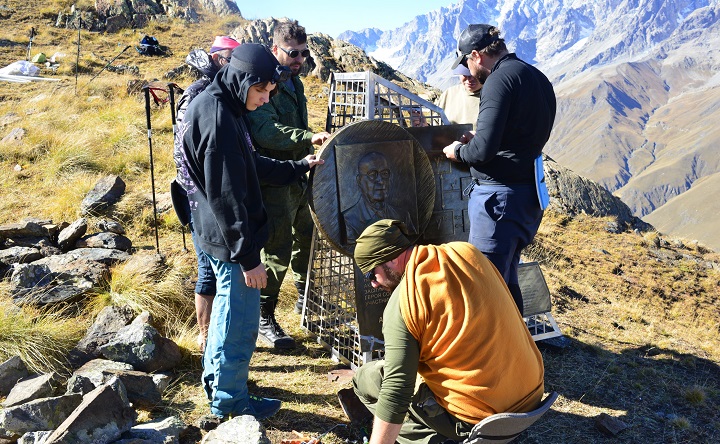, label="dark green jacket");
[247,76,314,161]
